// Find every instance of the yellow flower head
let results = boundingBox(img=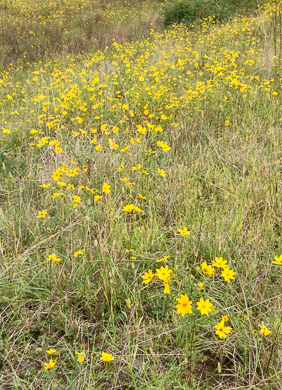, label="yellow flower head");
[102,182,111,194]
[75,351,85,363]
[141,269,154,284]
[221,266,236,282]
[45,359,56,370]
[157,168,166,177]
[47,349,58,355]
[201,262,215,275]
[37,210,47,218]
[197,297,213,316]
[155,265,172,282]
[177,227,190,236]
[74,250,83,257]
[215,319,232,338]
[175,294,193,316]
[258,324,271,336]
[100,352,114,362]
[212,257,228,268]
[156,255,170,263]
[273,254,282,265]
[47,254,62,262]
[138,193,147,200]
[163,280,170,294]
